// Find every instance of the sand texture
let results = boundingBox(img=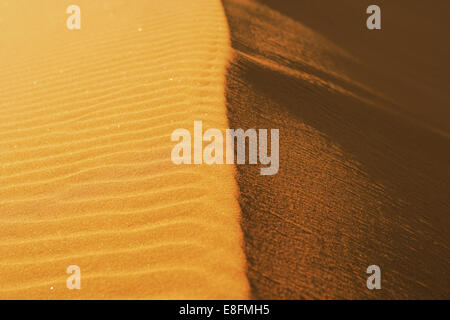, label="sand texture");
[223,0,450,299]
[0,0,249,299]
[1,0,449,300]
